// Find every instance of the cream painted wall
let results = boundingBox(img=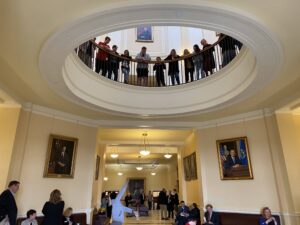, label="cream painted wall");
[197,118,280,213]
[97,26,218,58]
[276,113,300,213]
[7,110,97,218]
[0,107,20,190]
[180,132,203,207]
[91,143,106,208]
